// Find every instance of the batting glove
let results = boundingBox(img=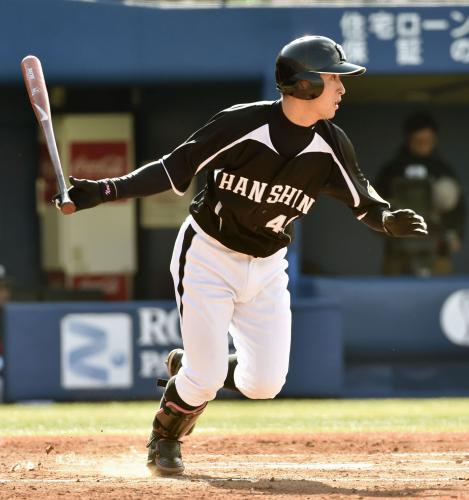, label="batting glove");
[53,176,117,211]
[382,209,428,238]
